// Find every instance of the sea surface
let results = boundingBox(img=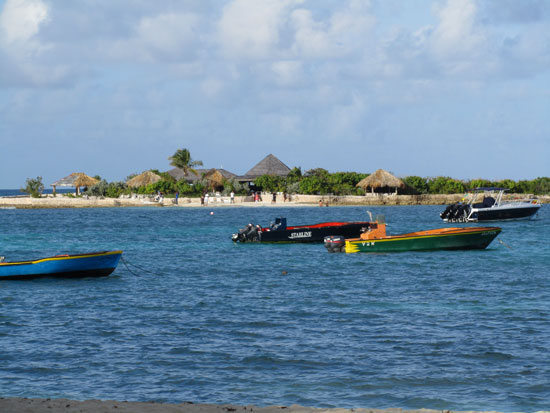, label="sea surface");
[0,188,75,197]
[0,204,548,412]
